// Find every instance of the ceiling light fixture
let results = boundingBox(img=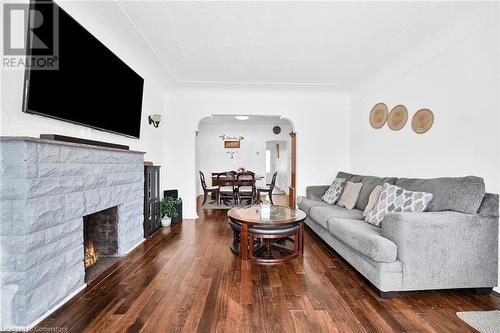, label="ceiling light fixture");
[235,116,249,120]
